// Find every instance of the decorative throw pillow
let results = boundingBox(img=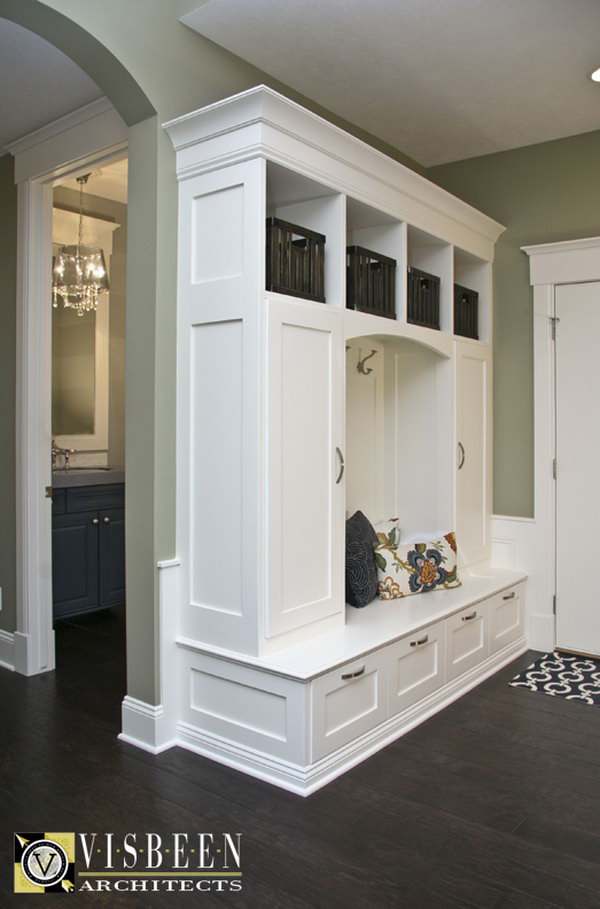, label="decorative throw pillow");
[373,524,460,600]
[345,511,379,608]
